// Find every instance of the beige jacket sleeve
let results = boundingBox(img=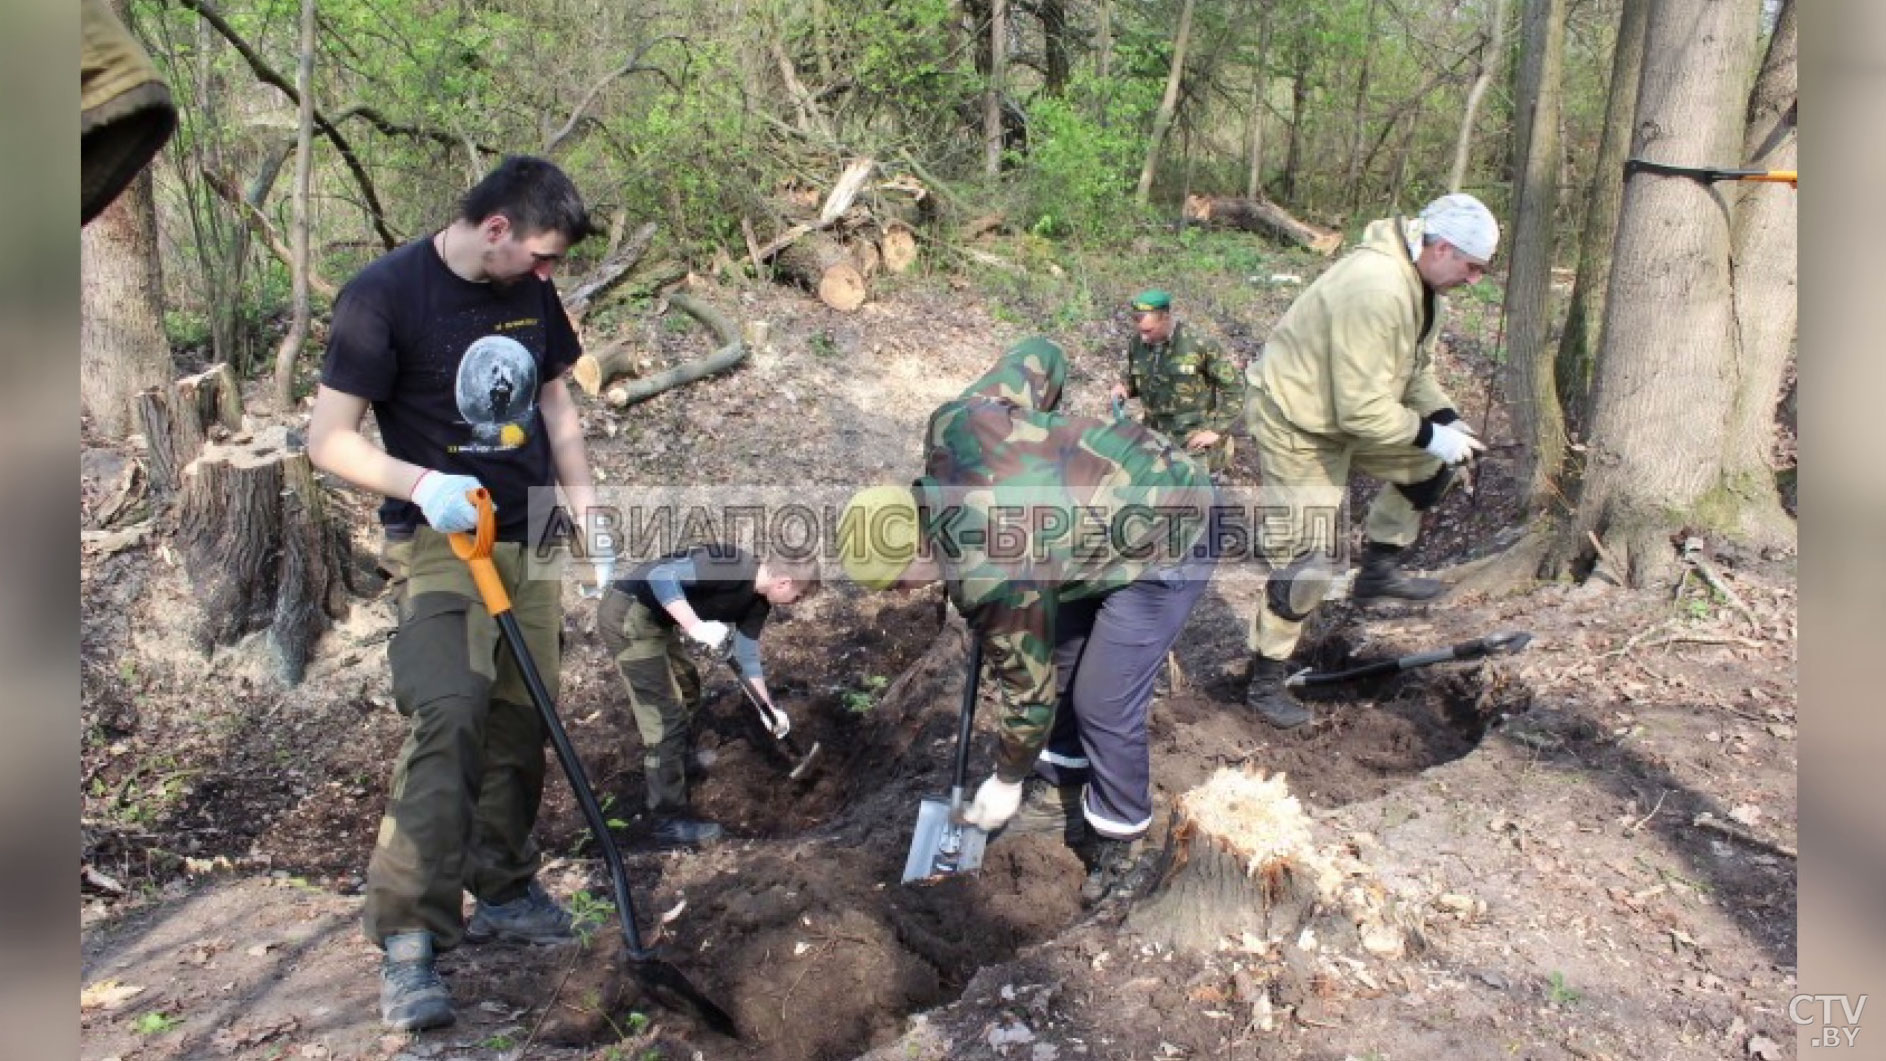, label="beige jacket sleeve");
[1327,291,1425,445]
[1401,341,1455,419]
